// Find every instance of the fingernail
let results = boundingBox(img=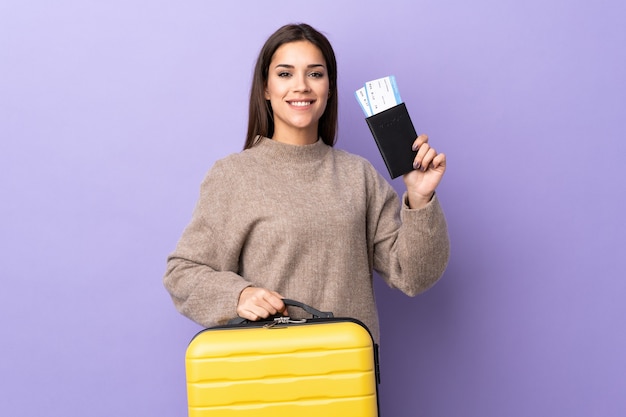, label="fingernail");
[413,161,421,170]
[412,143,419,151]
